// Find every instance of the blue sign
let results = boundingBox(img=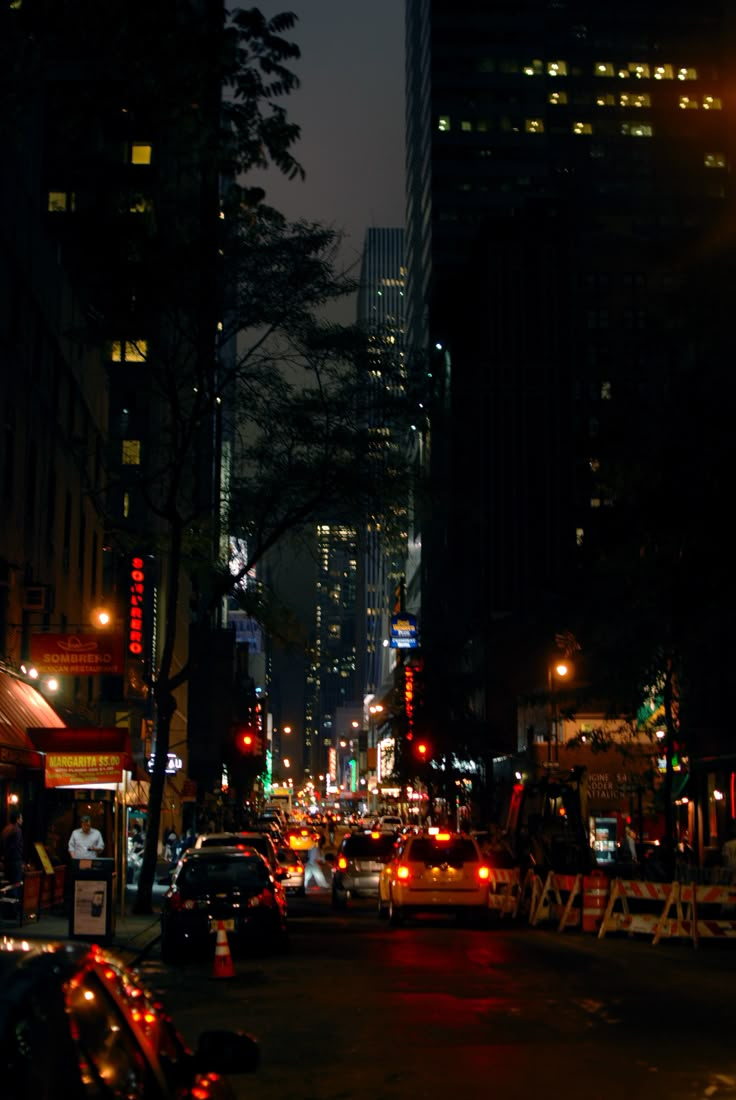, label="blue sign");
[390,612,418,649]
